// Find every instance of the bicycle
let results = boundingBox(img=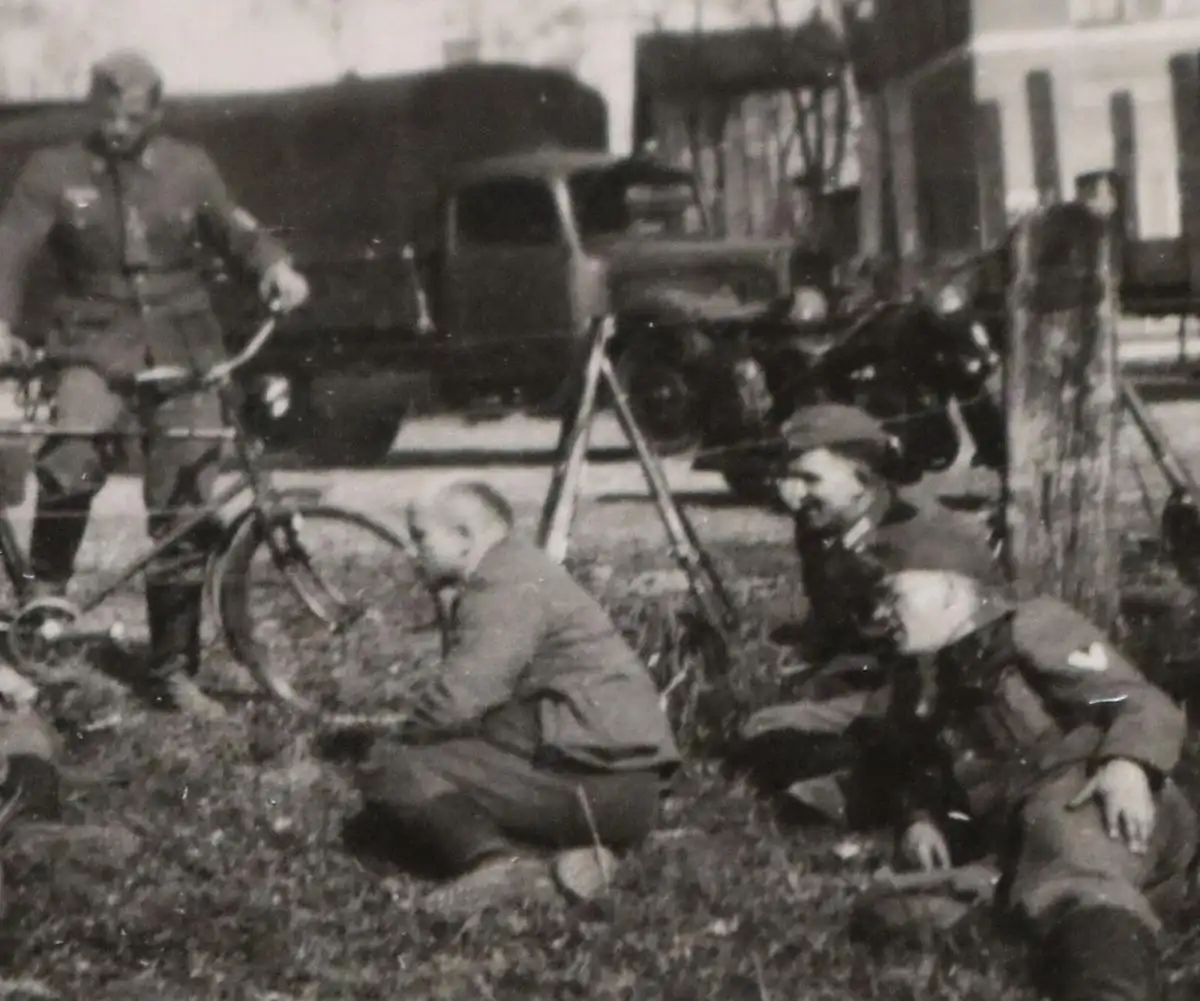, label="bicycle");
[0,308,445,722]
